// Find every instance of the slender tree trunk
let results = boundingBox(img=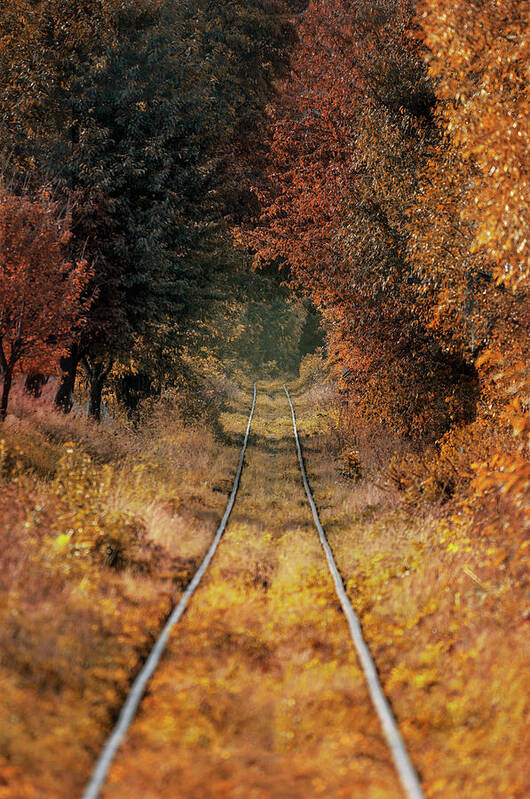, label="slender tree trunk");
[89,369,105,421]
[55,342,80,413]
[82,358,112,422]
[0,366,13,422]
